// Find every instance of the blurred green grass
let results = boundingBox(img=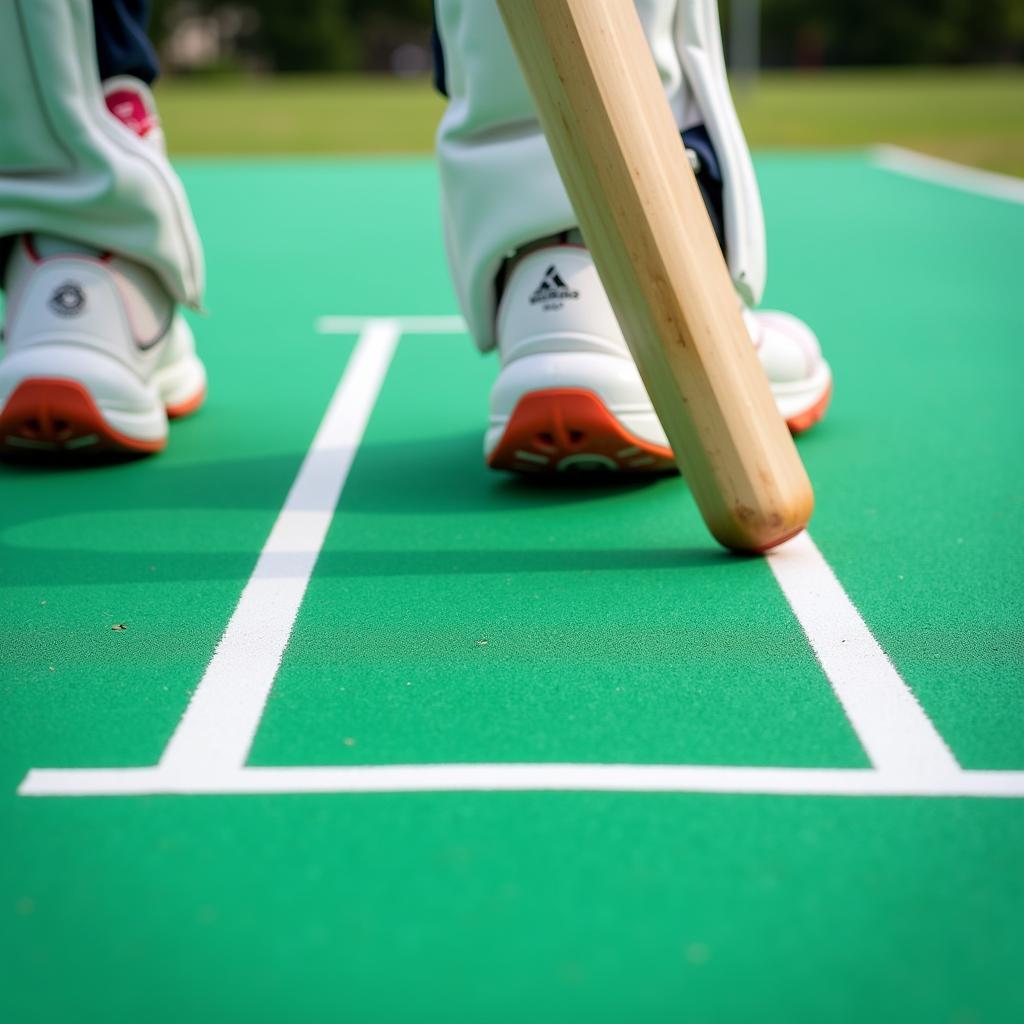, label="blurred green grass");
[155,76,446,156]
[736,67,1024,176]
[155,67,1024,176]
